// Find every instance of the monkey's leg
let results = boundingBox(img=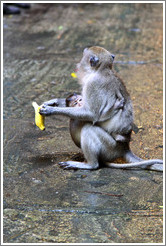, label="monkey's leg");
[59,125,117,170]
[59,125,100,170]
